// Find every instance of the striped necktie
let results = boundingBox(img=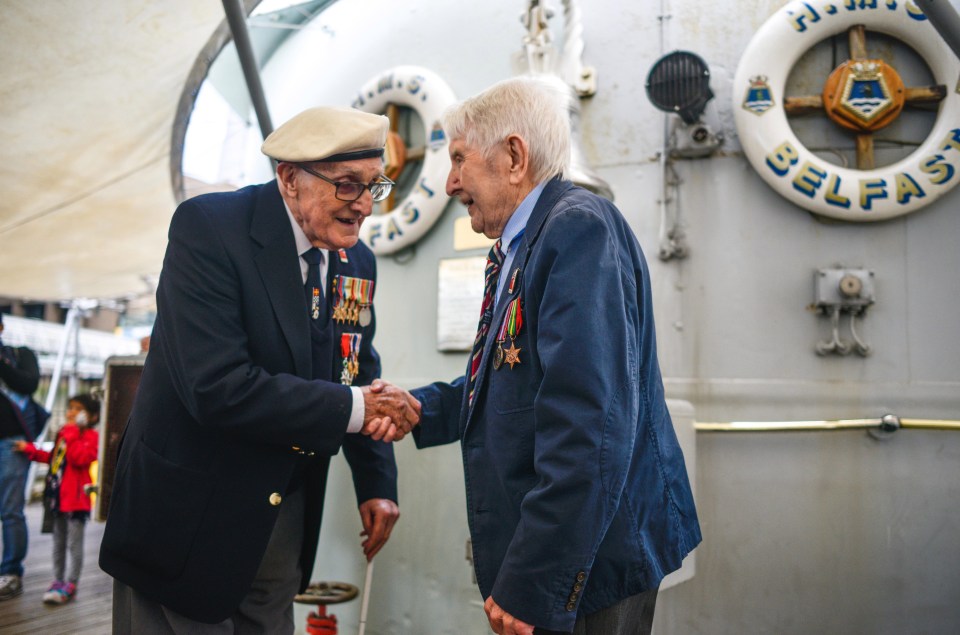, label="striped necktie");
[468,239,504,405]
